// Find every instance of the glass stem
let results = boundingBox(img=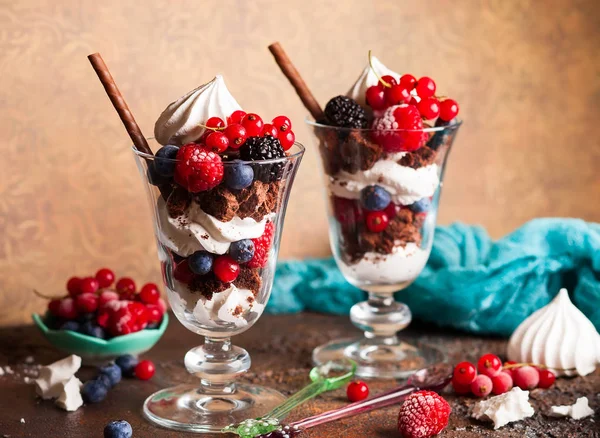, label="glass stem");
[350,292,412,340]
[184,337,251,396]
[291,384,417,430]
